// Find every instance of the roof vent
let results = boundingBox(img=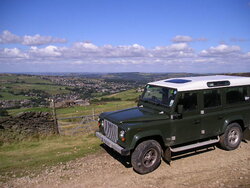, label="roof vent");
[165,79,191,84]
[207,81,230,87]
